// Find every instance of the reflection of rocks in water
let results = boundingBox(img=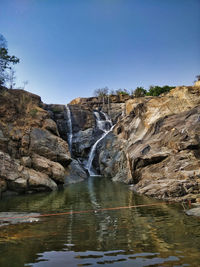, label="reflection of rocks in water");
[1,178,200,266]
[0,212,40,227]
